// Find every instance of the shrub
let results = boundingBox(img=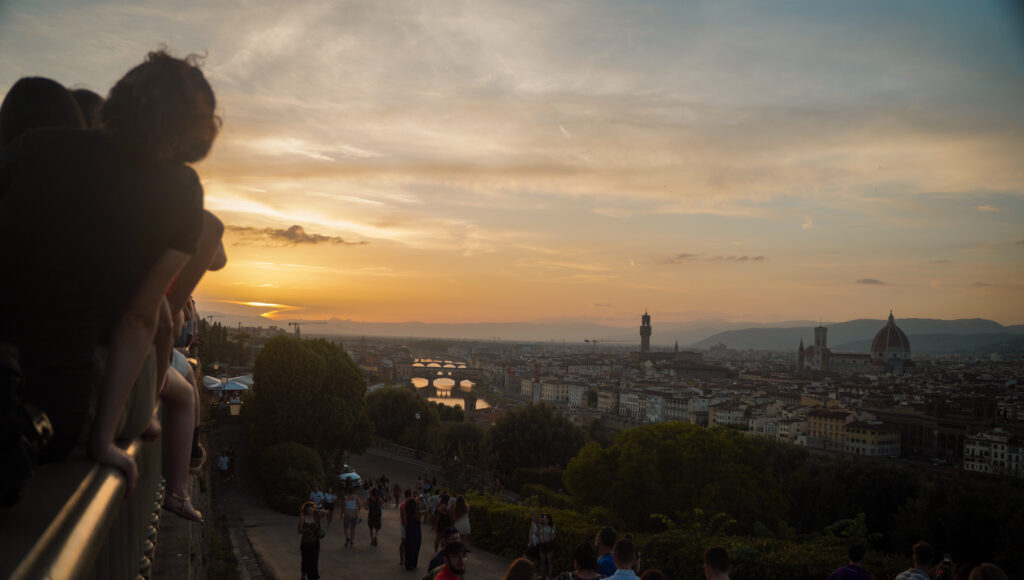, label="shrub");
[509,466,564,495]
[259,441,324,514]
[519,484,574,510]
